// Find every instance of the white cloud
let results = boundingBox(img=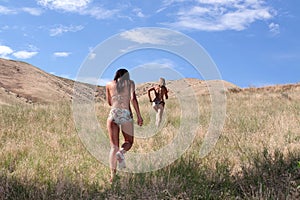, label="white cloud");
[120,29,182,45]
[0,5,17,14]
[0,25,10,31]
[13,51,38,59]
[54,52,71,57]
[163,0,276,31]
[0,44,39,59]
[269,22,280,35]
[133,8,145,18]
[80,6,119,19]
[88,52,96,60]
[157,0,187,13]
[0,5,43,16]
[37,0,90,12]
[36,0,118,19]
[0,45,13,58]
[138,59,176,69]
[179,6,210,16]
[161,0,186,7]
[121,30,165,45]
[27,44,39,52]
[22,7,43,16]
[197,0,236,5]
[50,25,84,36]
[220,7,273,31]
